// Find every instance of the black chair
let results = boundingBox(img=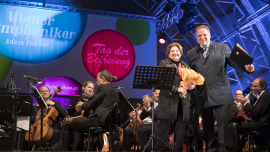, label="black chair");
[86,102,119,151]
[241,111,270,152]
